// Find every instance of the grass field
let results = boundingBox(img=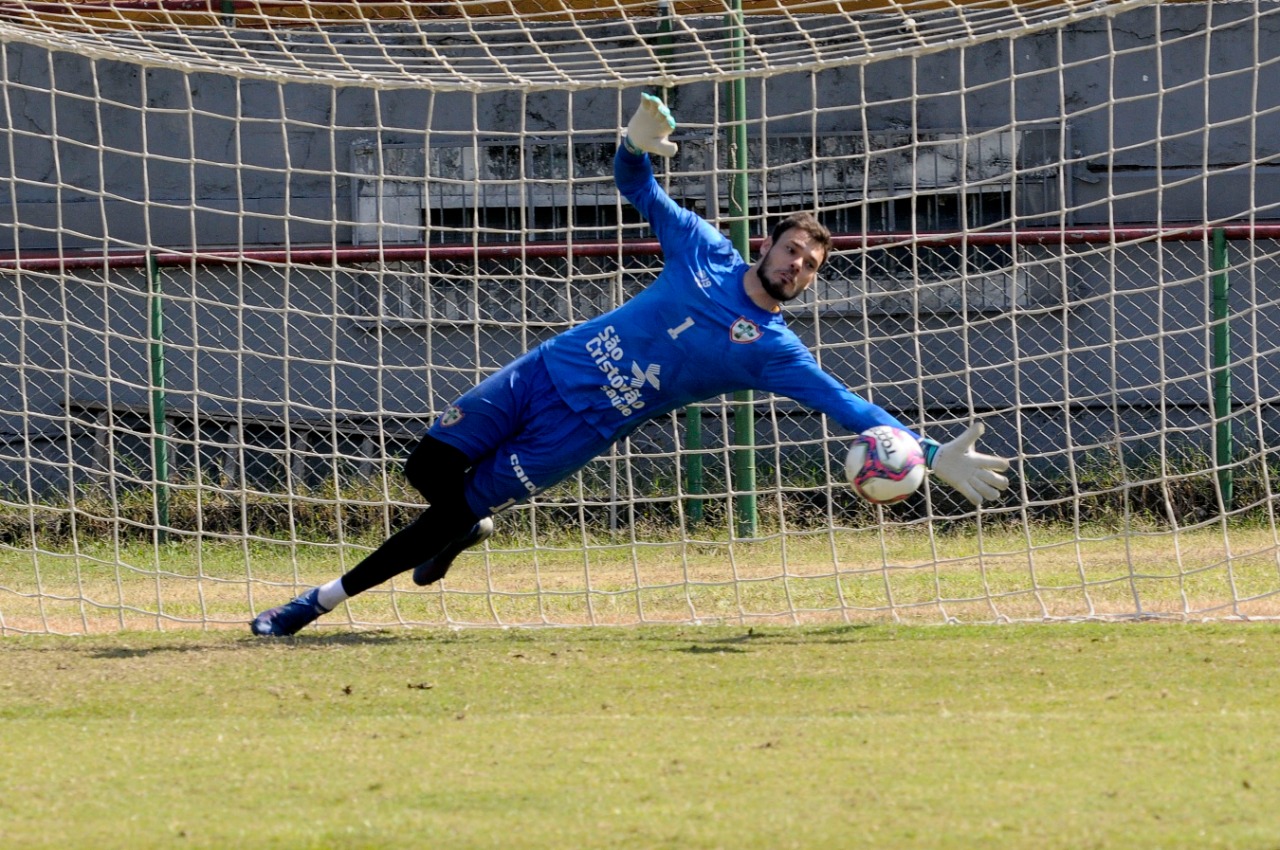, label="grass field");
[3,622,1280,849]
